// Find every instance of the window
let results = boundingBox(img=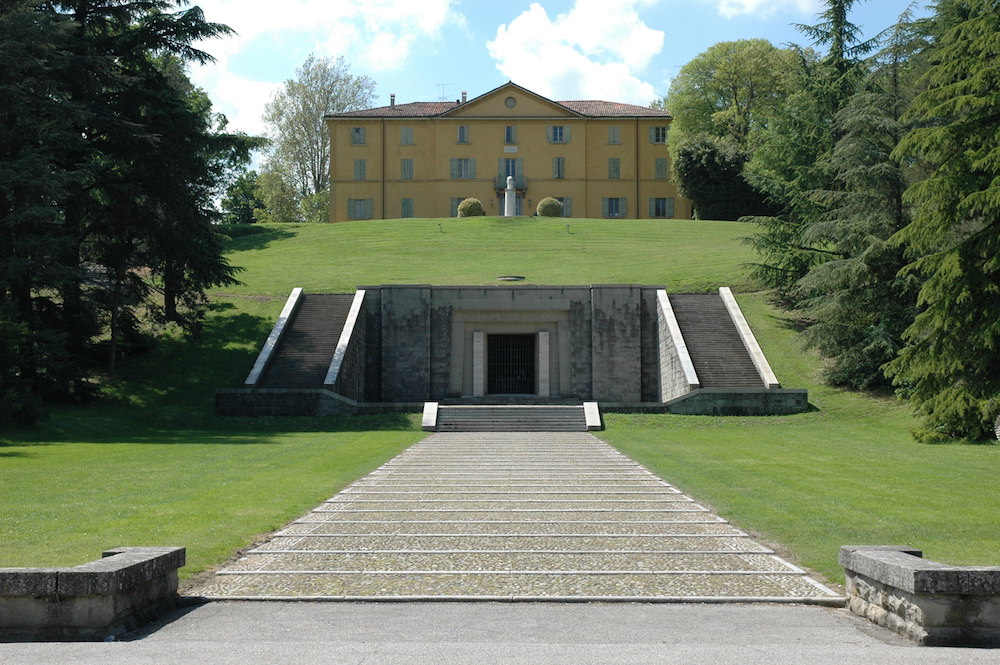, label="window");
[401,198,414,218]
[650,197,675,218]
[602,197,627,218]
[457,125,470,143]
[450,197,462,217]
[655,157,669,180]
[400,126,414,145]
[547,125,569,143]
[450,158,476,179]
[557,197,572,217]
[552,157,565,179]
[348,198,373,220]
[650,126,668,144]
[504,125,517,144]
[350,127,366,145]
[400,158,413,180]
[608,158,620,180]
[608,125,622,144]
[353,159,366,180]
